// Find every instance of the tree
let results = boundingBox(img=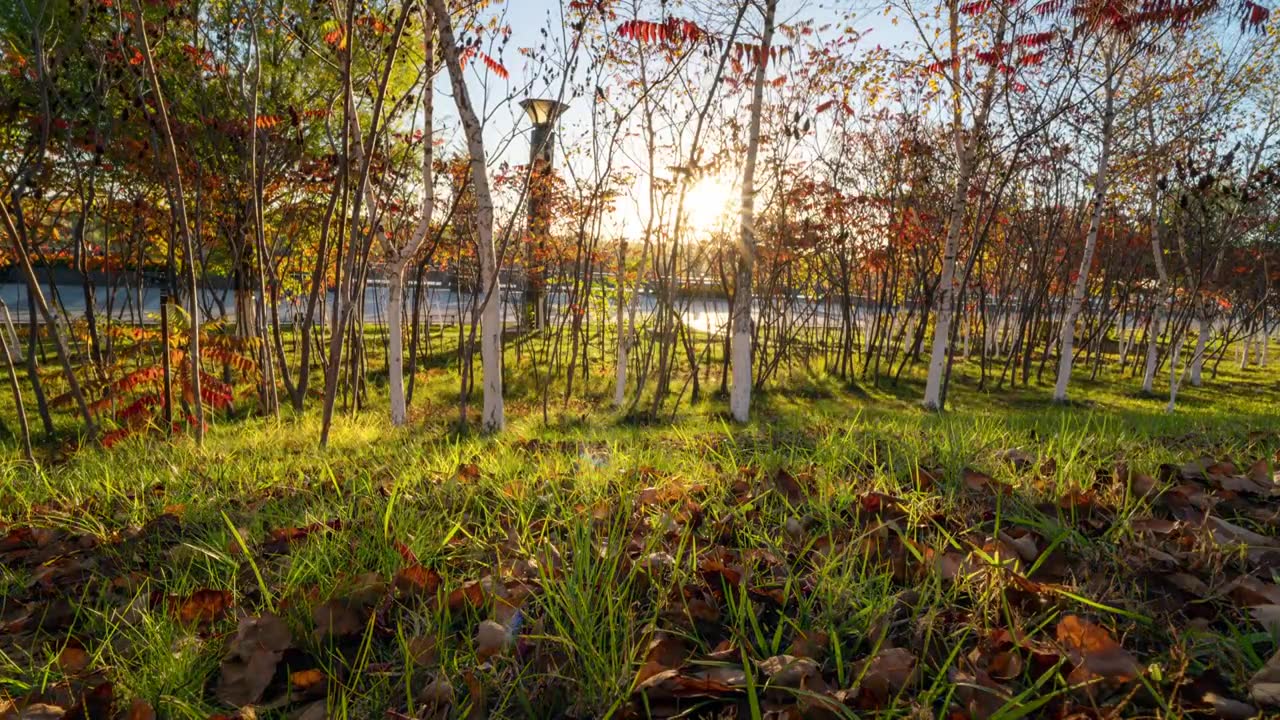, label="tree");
[730,0,778,423]
[428,0,504,432]
[385,12,437,427]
